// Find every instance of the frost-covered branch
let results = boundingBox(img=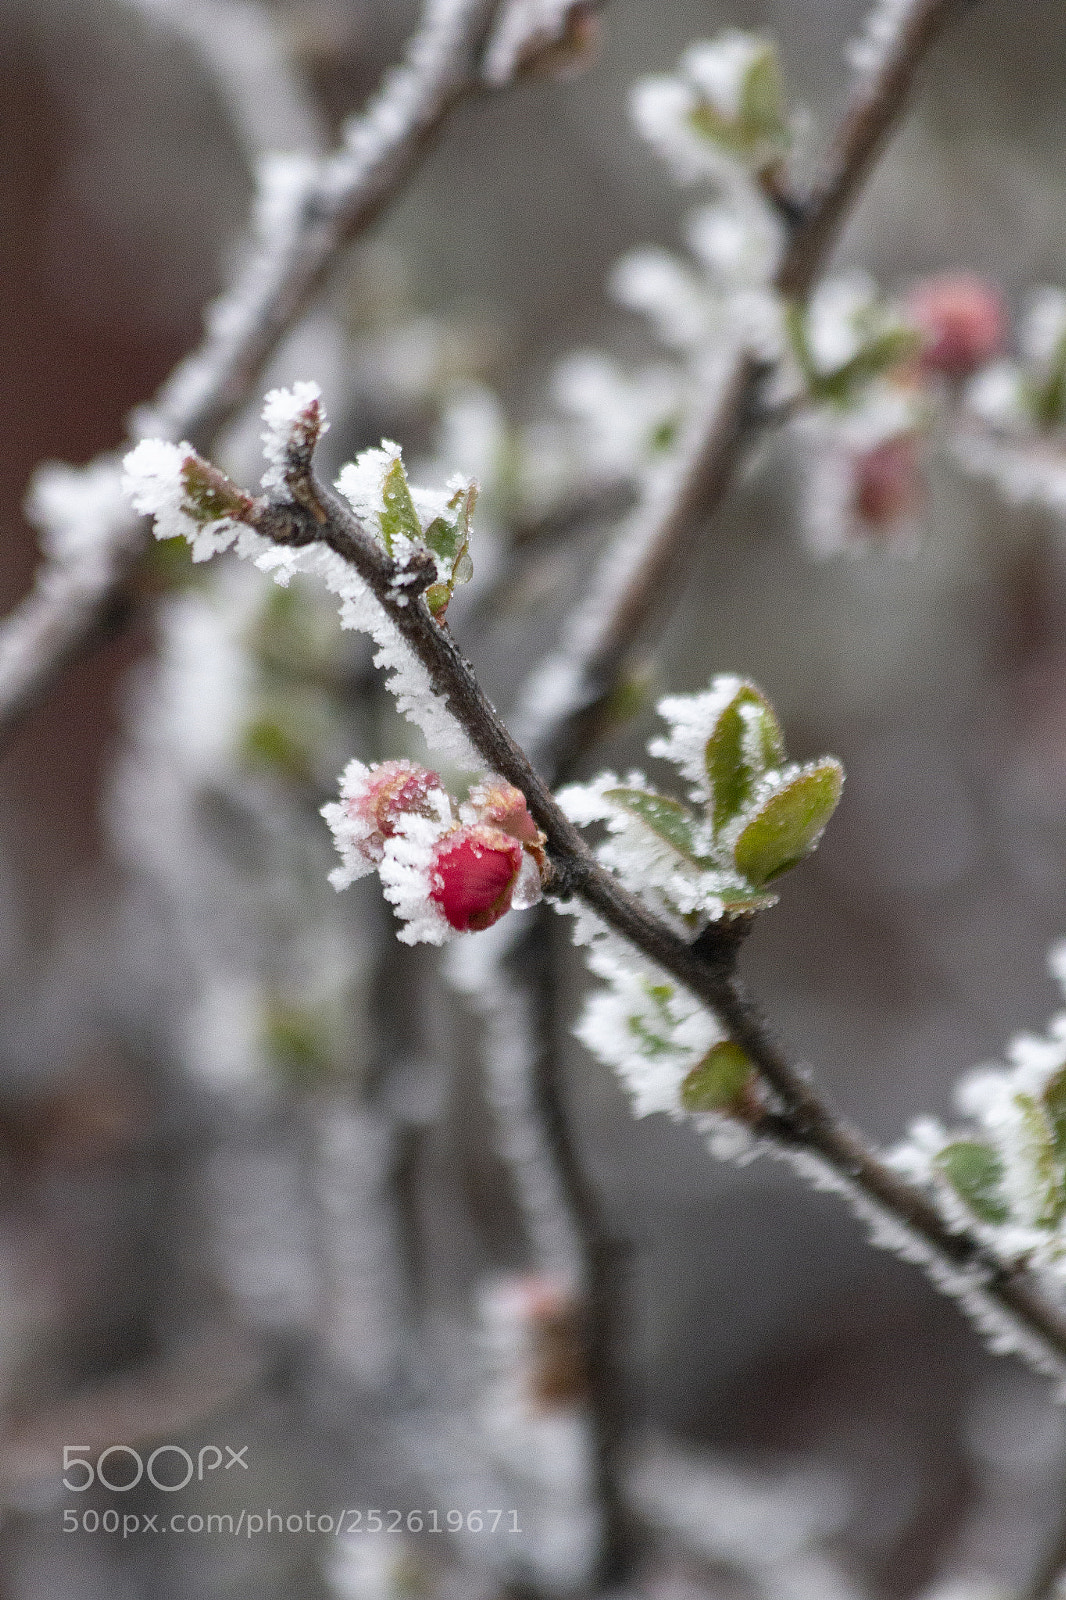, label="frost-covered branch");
[125,390,1066,1383]
[517,0,975,776]
[0,0,601,750]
